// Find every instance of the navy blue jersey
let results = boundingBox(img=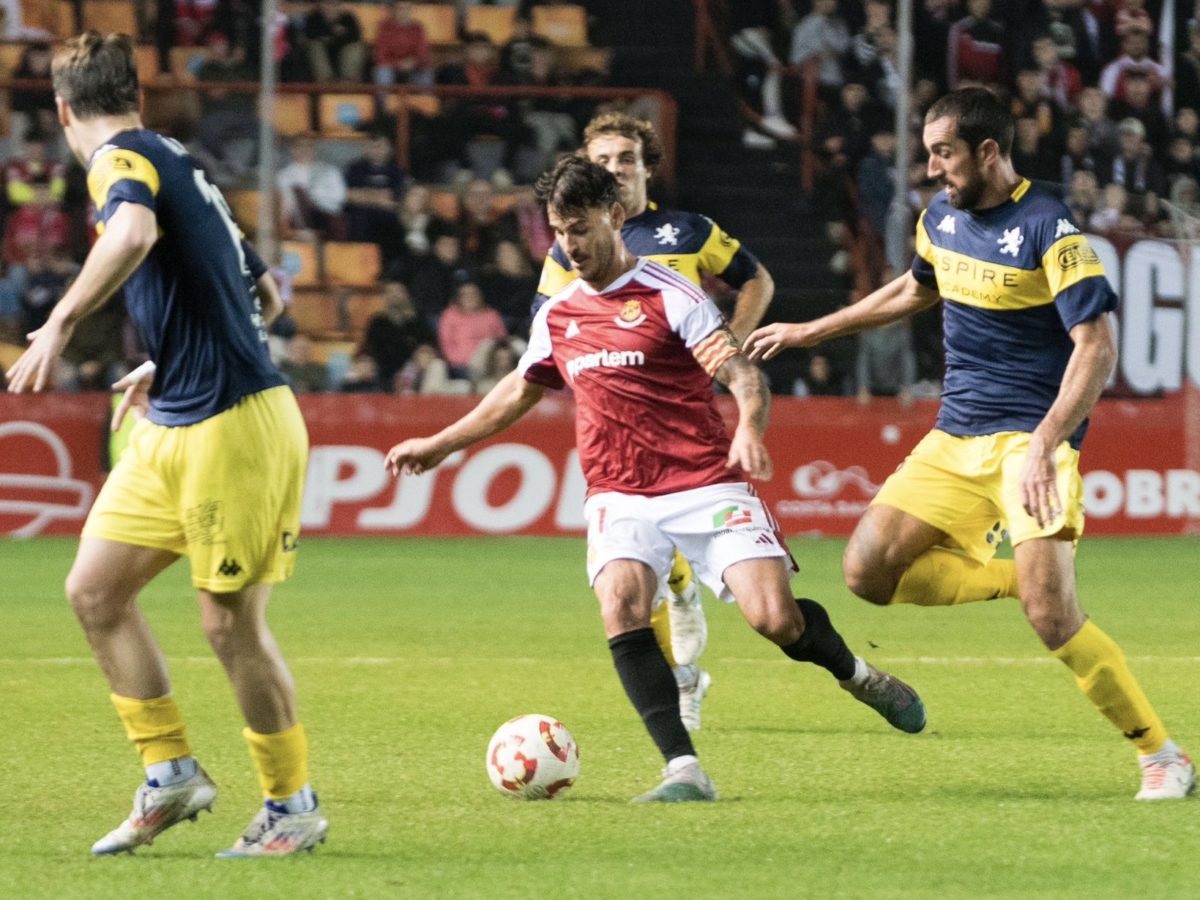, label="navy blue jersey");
[910,179,1117,448]
[87,129,283,426]
[533,202,759,315]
